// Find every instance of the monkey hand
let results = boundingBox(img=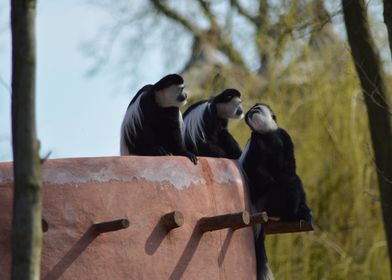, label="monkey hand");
[184,152,198,165]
